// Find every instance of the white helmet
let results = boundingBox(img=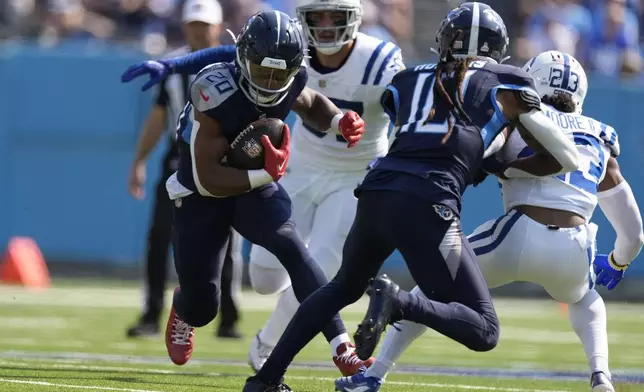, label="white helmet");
[522,51,588,114]
[296,0,363,55]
